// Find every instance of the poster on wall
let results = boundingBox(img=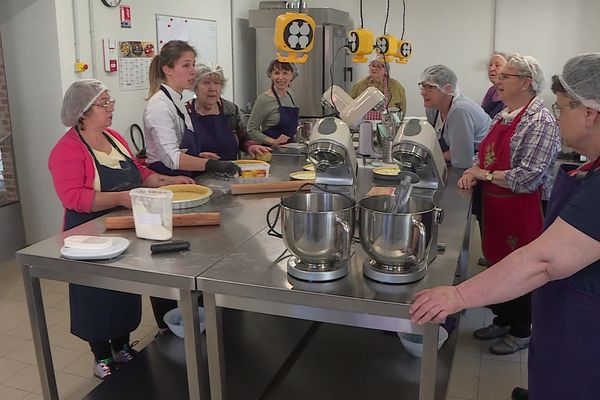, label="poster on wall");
[118,41,155,91]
